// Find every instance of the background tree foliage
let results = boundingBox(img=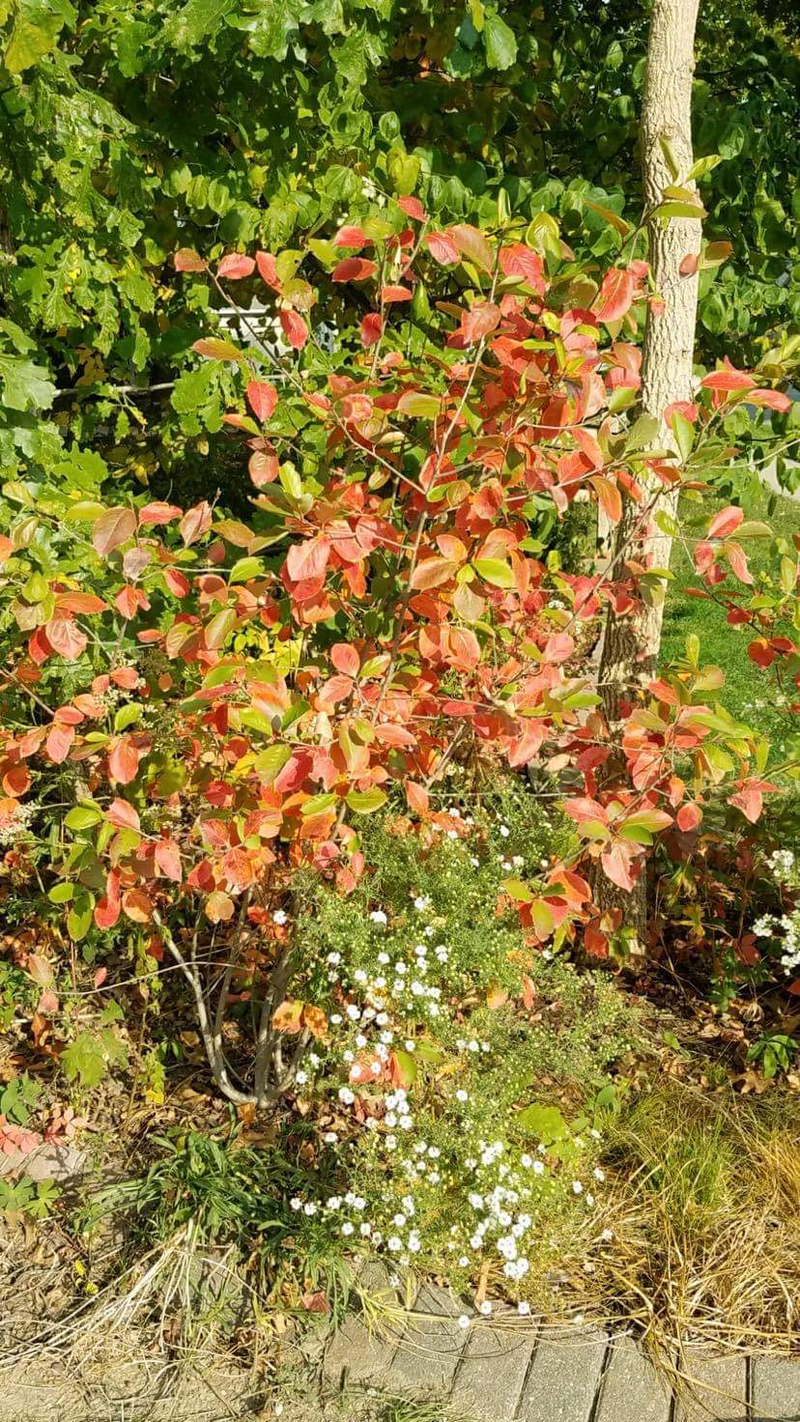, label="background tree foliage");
[0,0,797,488]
